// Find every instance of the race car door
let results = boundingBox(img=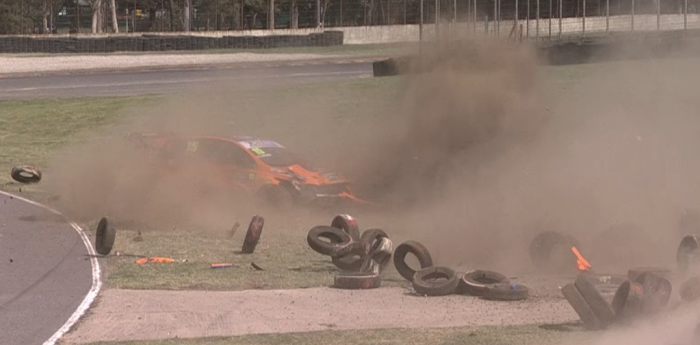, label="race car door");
[204,139,261,194]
